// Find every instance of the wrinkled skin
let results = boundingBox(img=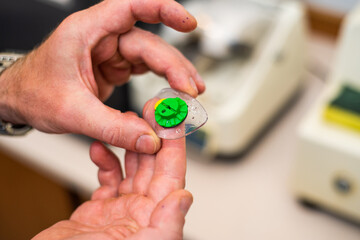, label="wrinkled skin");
[0,0,205,154]
[33,99,192,240]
